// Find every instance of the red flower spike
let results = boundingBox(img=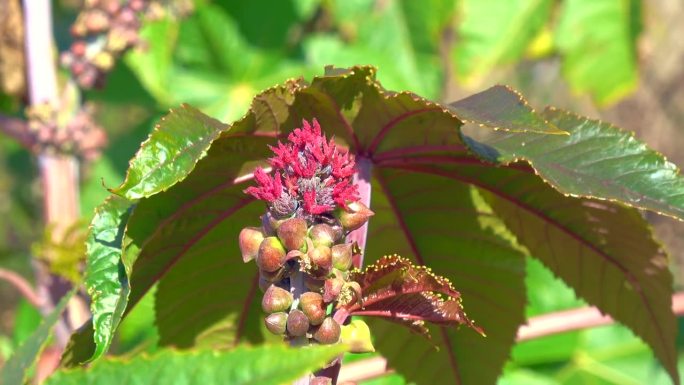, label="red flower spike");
[246,118,360,217]
[245,168,283,202]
